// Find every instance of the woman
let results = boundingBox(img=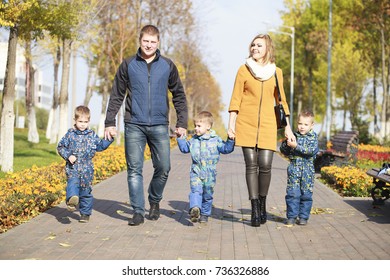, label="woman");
[228,34,295,227]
